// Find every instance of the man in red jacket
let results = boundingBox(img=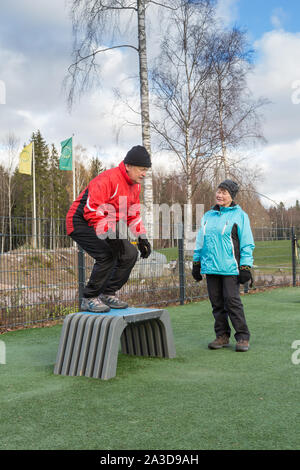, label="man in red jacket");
[66,145,152,313]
